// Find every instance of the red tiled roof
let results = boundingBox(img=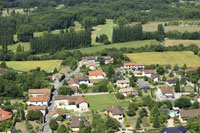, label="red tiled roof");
[27,106,46,111]
[66,85,78,91]
[185,67,198,72]
[29,95,48,102]
[52,109,65,116]
[105,59,113,63]
[89,69,103,76]
[144,70,155,74]
[0,109,12,122]
[93,81,99,84]
[75,97,88,105]
[160,88,173,94]
[28,88,51,96]
[124,62,135,66]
